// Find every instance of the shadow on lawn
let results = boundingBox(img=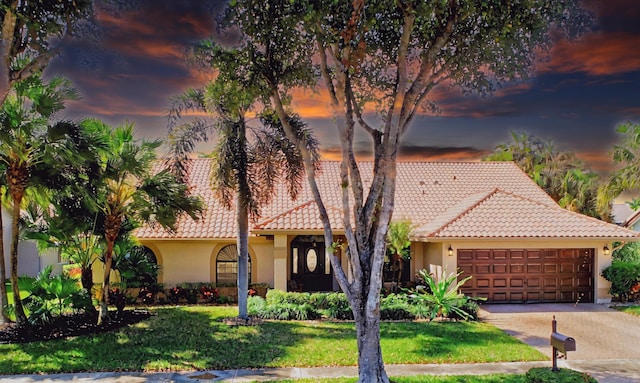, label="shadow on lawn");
[0,306,310,374]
